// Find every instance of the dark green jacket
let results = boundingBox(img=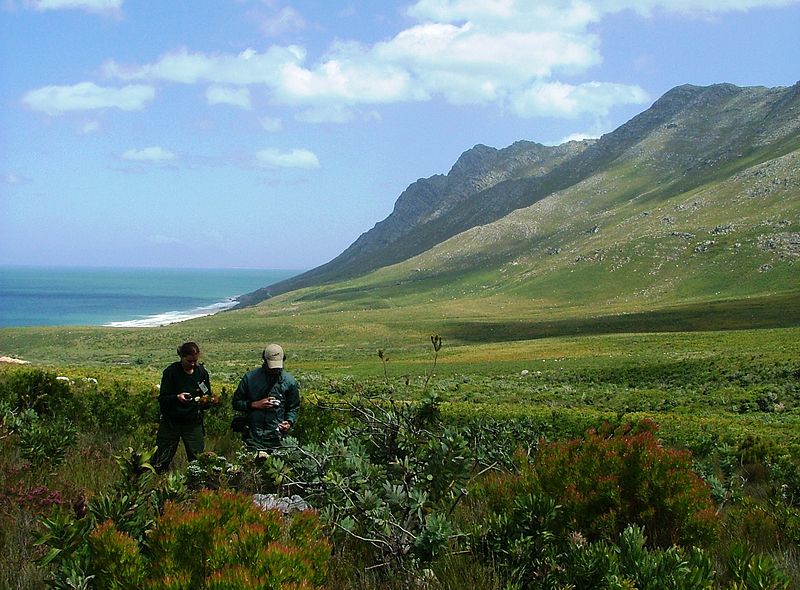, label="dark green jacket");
[232,367,300,449]
[159,362,211,424]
